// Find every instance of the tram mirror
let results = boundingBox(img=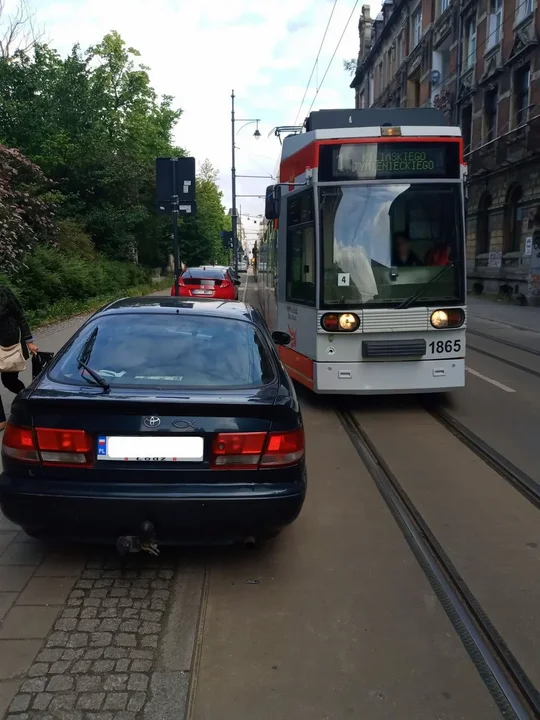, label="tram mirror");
[272,330,291,346]
[265,184,281,220]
